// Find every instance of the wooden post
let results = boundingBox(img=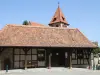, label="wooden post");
[48,53,51,69]
[25,54,27,70]
[0,48,4,55]
[0,53,1,70]
[46,49,51,68]
[88,49,92,69]
[23,48,29,70]
[0,48,4,70]
[65,51,68,67]
[69,50,72,69]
